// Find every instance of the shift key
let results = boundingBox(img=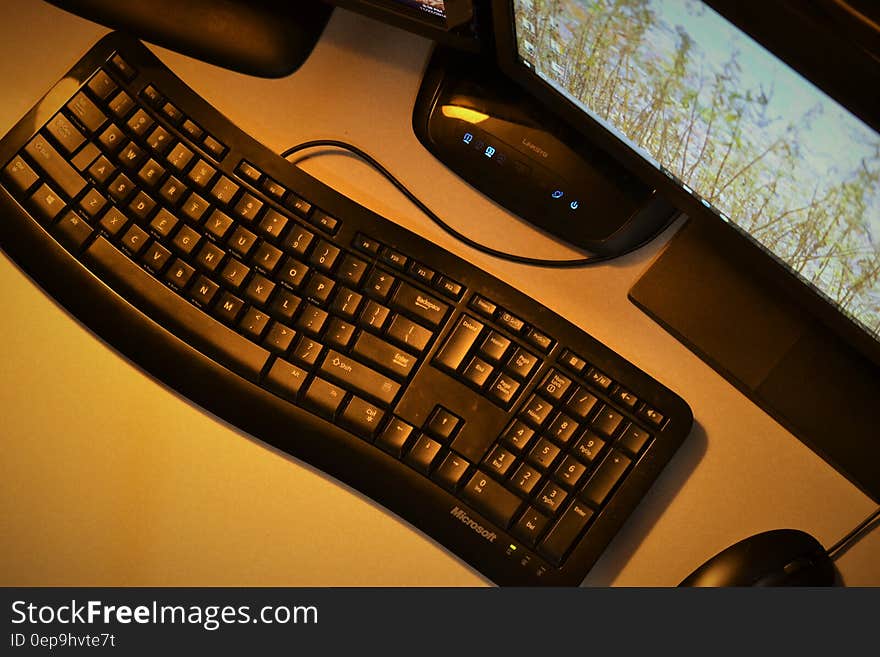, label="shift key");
[319,349,401,405]
[25,134,86,198]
